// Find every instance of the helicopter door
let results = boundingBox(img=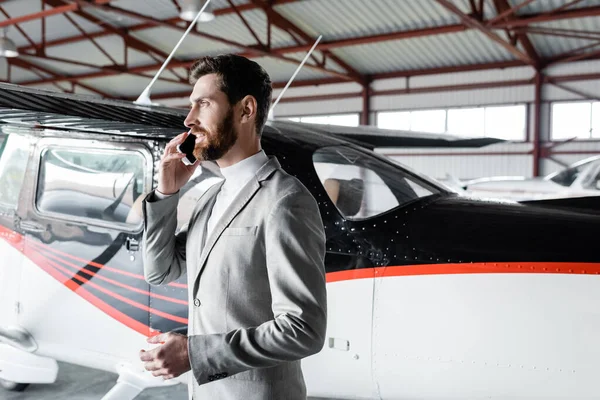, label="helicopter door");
[17,136,154,362]
[0,131,34,328]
